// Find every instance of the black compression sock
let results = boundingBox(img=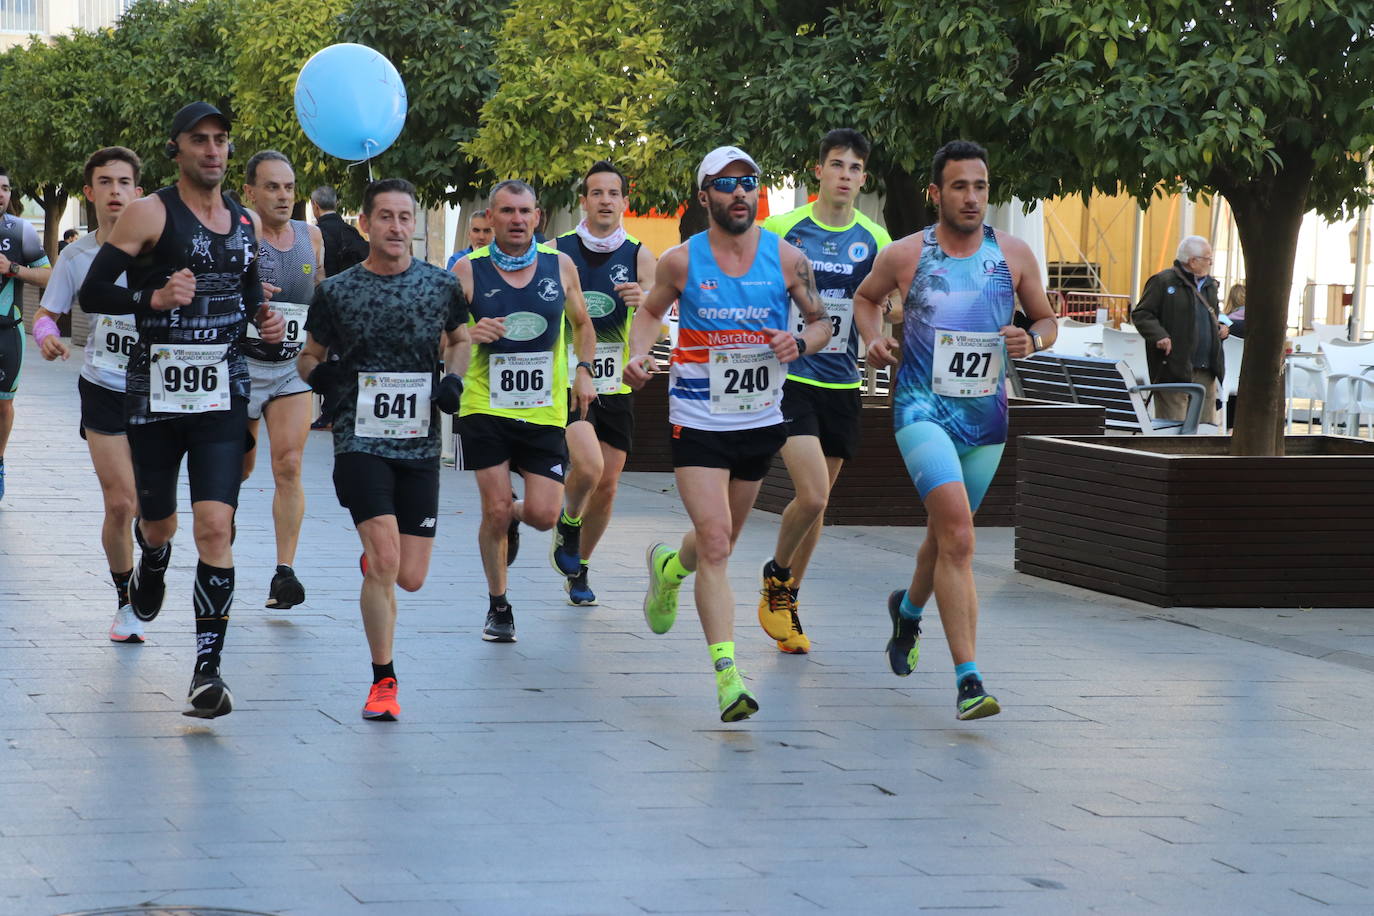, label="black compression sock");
[144,540,171,570]
[193,562,233,674]
[489,593,508,610]
[372,661,396,684]
[765,559,792,582]
[112,569,132,607]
